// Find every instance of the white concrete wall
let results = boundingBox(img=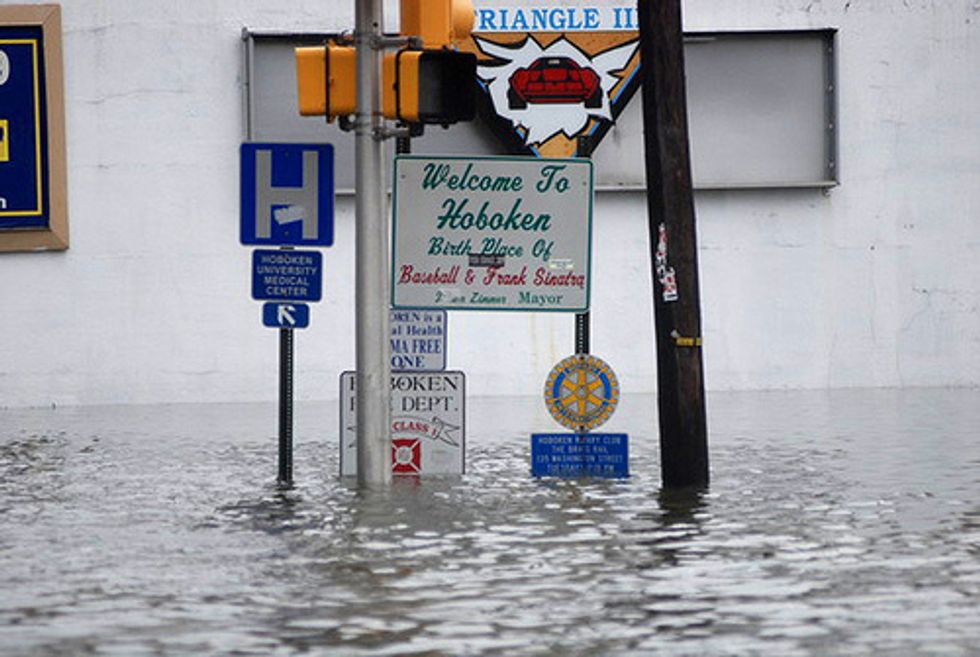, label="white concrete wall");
[689,0,980,390]
[0,0,977,407]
